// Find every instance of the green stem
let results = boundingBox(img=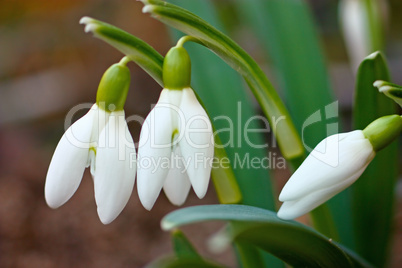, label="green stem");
[234,241,265,268]
[176,35,199,47]
[310,204,340,241]
[118,56,132,66]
